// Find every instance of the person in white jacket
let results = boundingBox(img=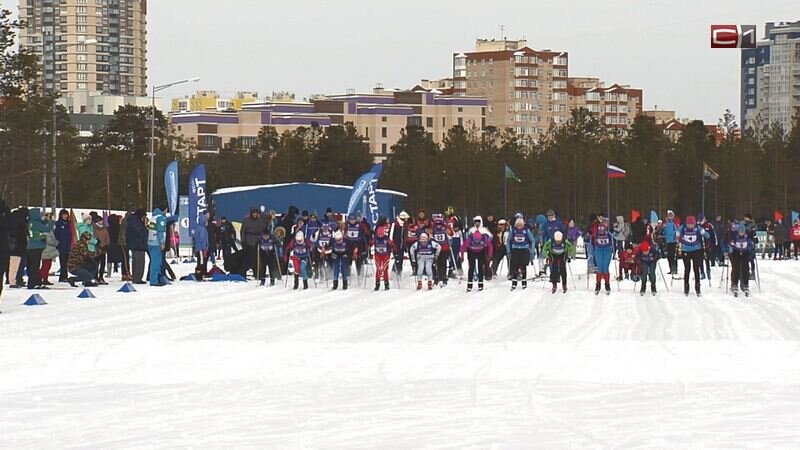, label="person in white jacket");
[409,233,441,290]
